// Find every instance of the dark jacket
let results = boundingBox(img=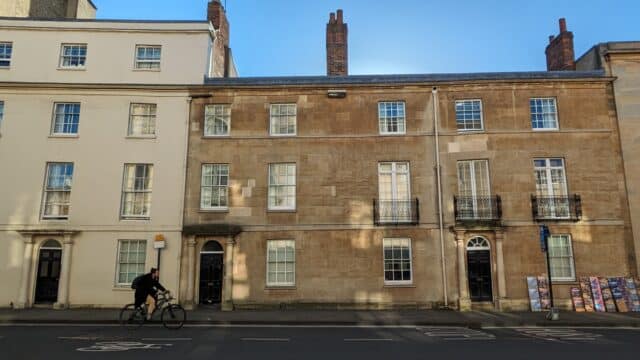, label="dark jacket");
[135,273,166,297]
